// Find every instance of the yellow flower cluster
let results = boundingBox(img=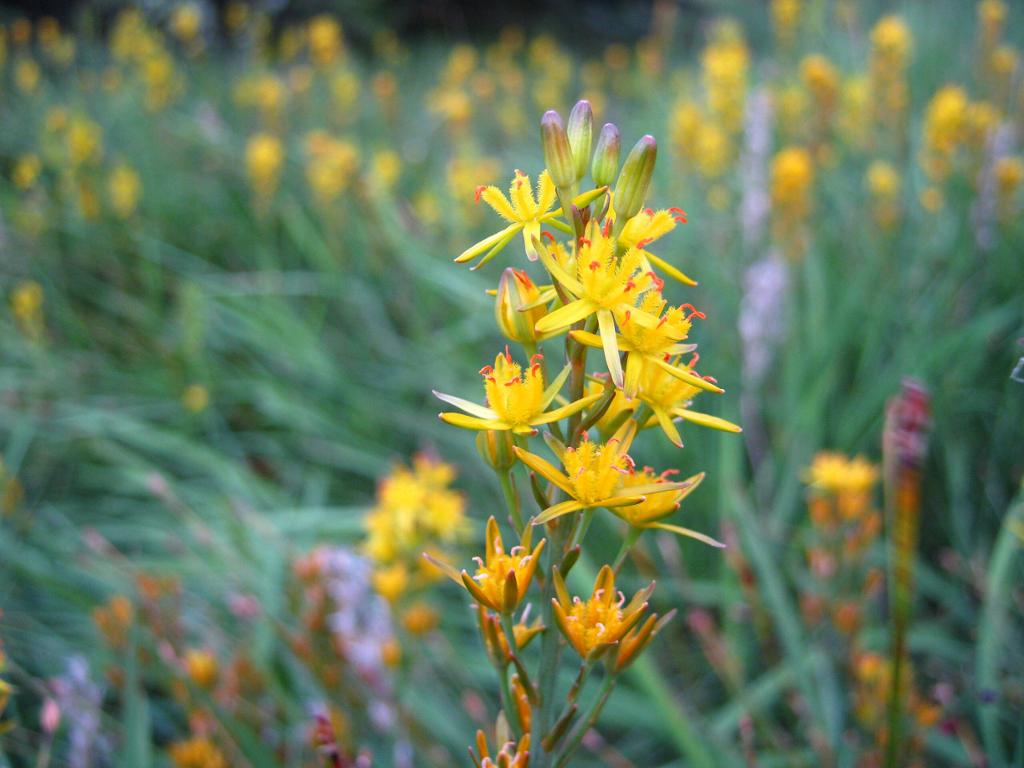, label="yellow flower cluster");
[364,453,467,604]
[169,736,228,768]
[430,101,739,766]
[800,452,883,637]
